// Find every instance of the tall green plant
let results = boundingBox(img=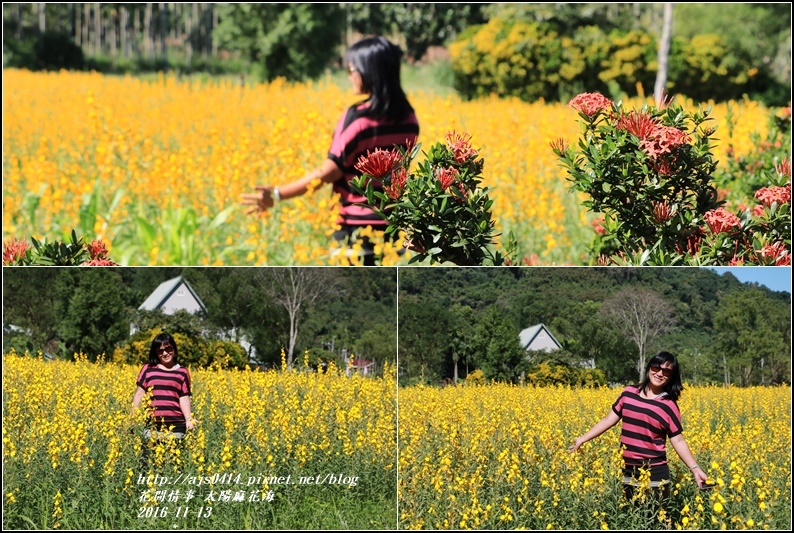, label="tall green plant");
[554,92,791,266]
